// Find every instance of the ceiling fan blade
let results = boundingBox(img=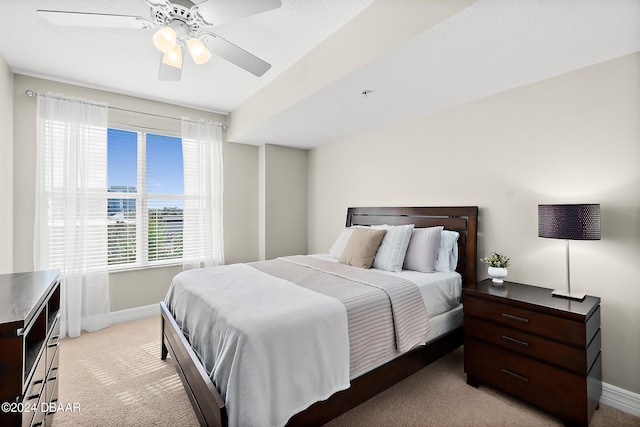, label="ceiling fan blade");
[37,10,152,29]
[203,33,271,77]
[158,55,182,81]
[172,0,207,5]
[197,0,281,26]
